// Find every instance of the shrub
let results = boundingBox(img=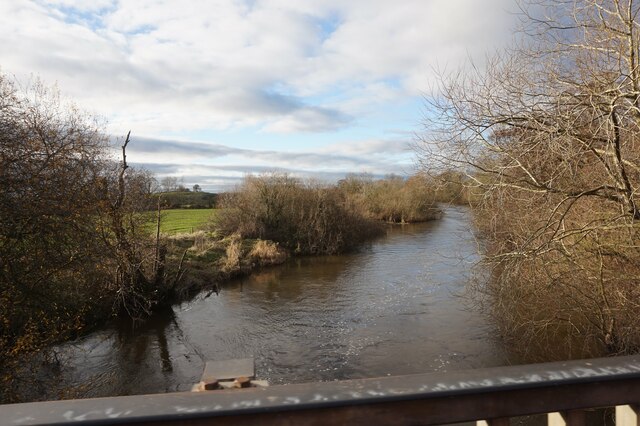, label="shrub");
[249,240,288,266]
[216,174,384,255]
[0,74,165,402]
[222,235,243,273]
[337,173,441,223]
